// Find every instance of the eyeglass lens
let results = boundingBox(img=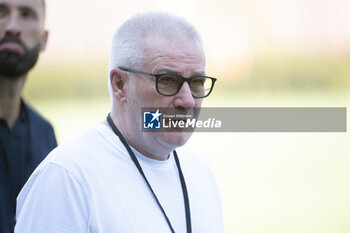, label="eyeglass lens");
[157,75,213,97]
